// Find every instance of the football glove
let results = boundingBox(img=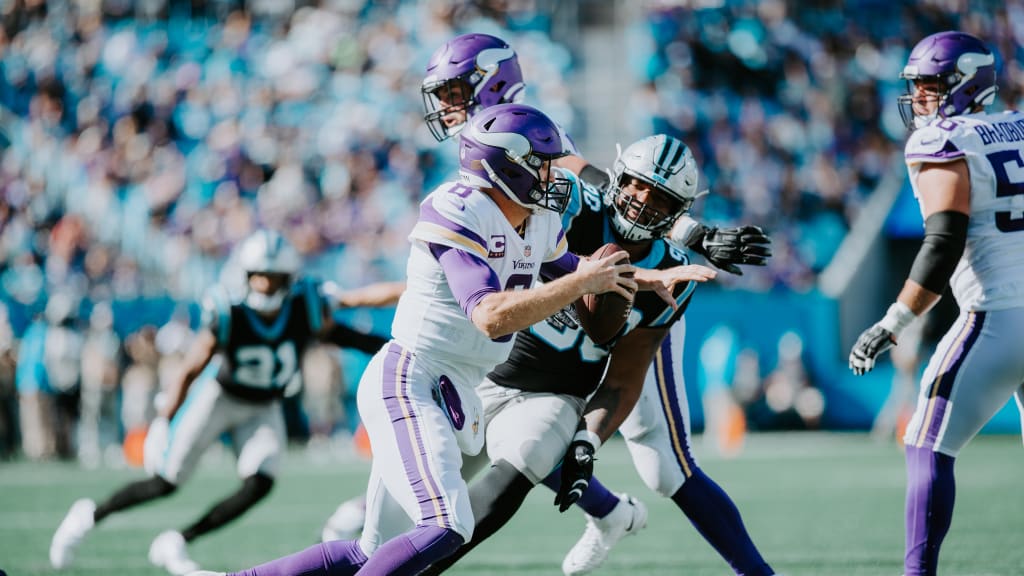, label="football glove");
[849,302,916,376]
[143,417,169,475]
[696,225,772,275]
[554,439,595,513]
[849,324,896,375]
